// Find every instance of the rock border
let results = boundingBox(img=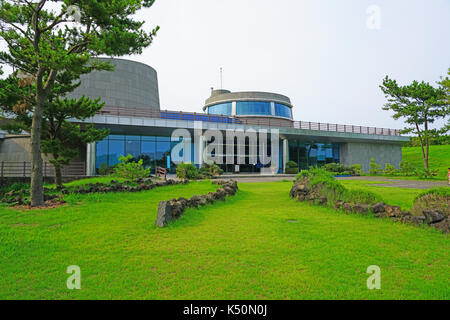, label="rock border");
[155,180,238,227]
[2,178,187,206]
[290,181,449,234]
